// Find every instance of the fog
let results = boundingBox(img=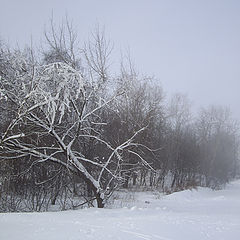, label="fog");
[1,0,240,119]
